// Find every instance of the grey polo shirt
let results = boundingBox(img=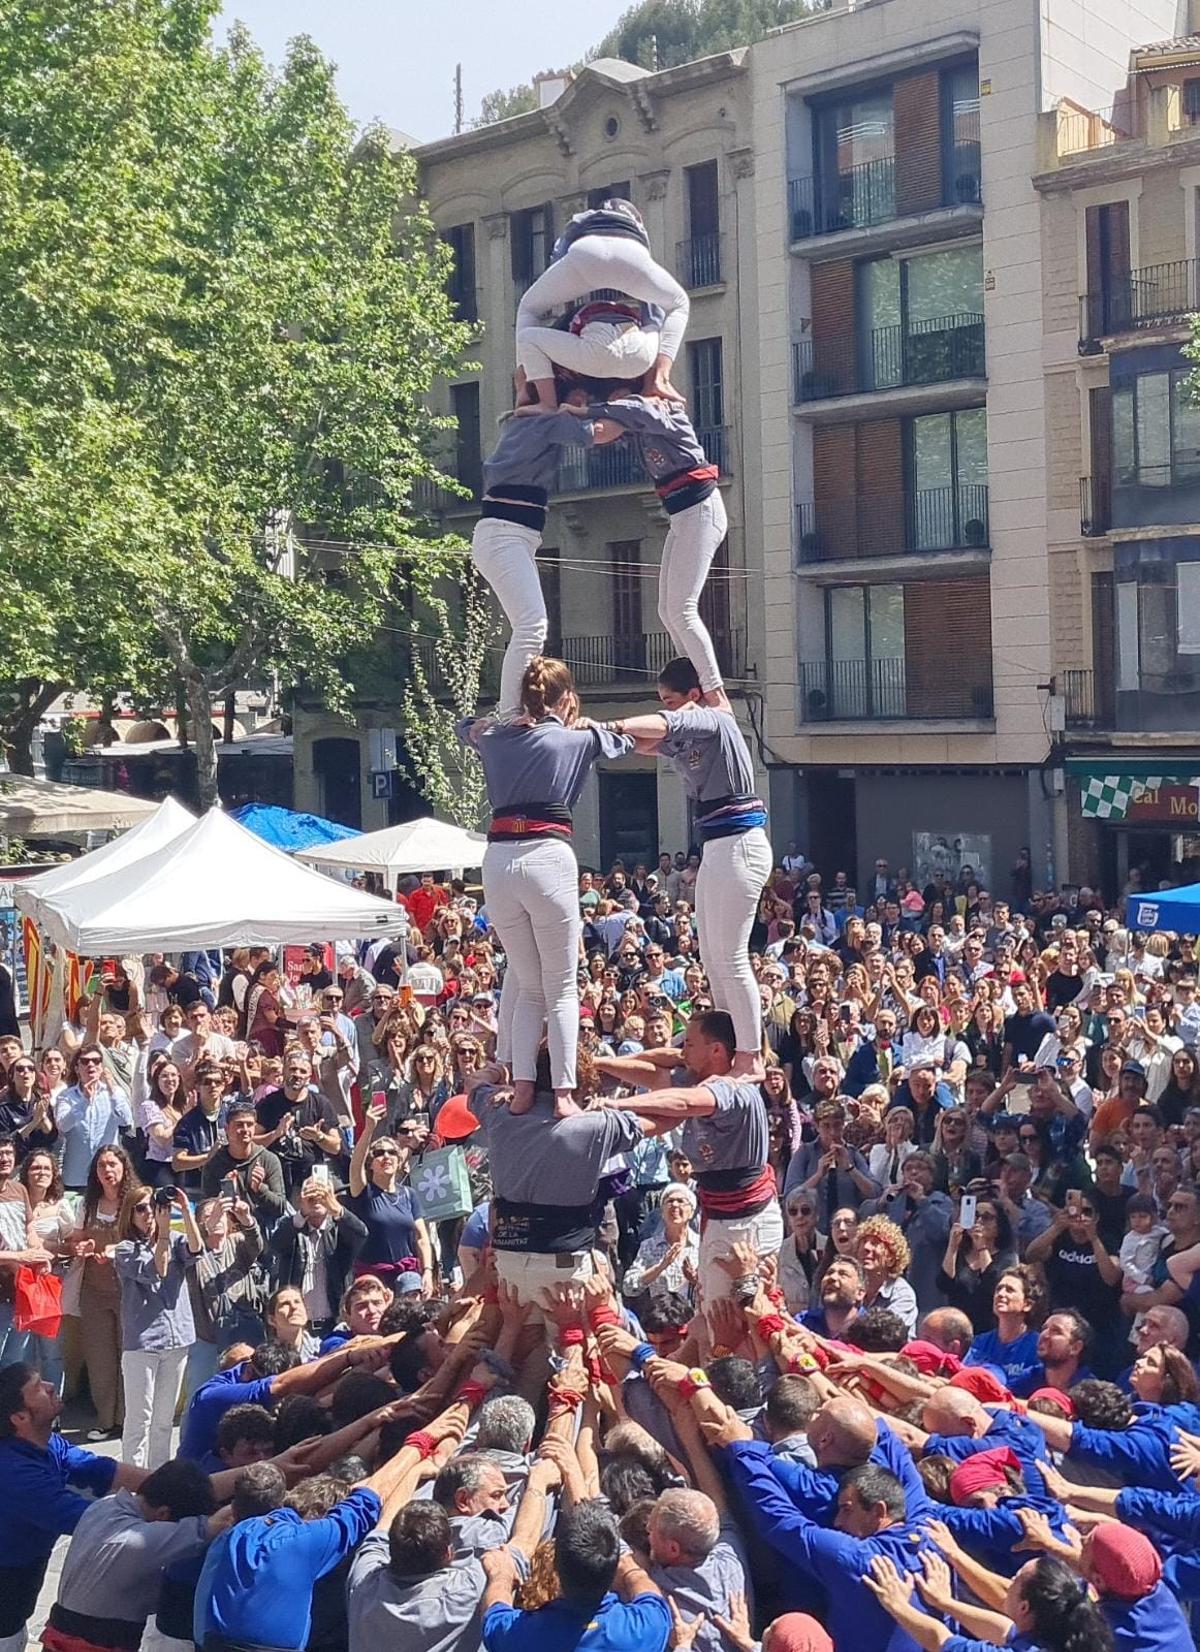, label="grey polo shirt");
[657,709,756,805]
[349,1532,528,1652]
[649,1517,750,1652]
[478,1092,645,1210]
[55,1489,210,1627]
